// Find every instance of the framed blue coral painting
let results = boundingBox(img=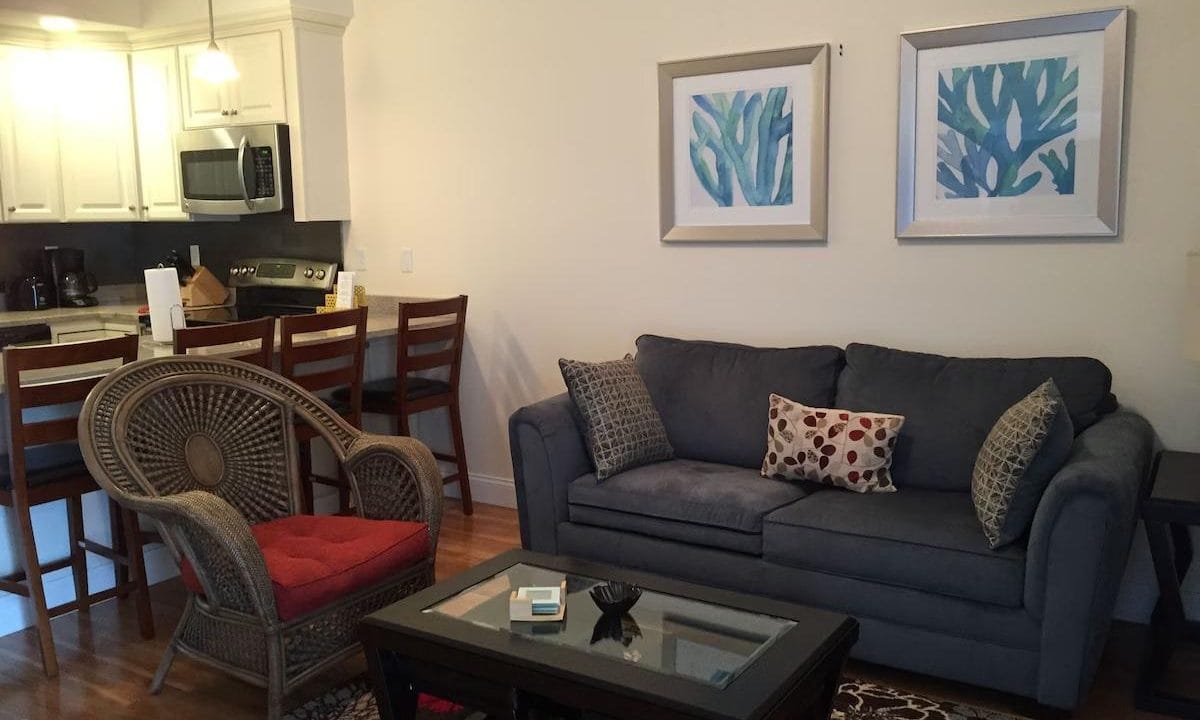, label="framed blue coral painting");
[659,45,829,242]
[897,8,1127,238]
